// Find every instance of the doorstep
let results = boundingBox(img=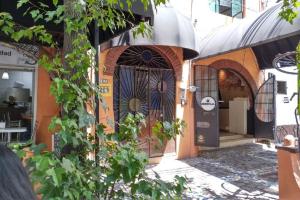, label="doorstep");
[199,135,255,151]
